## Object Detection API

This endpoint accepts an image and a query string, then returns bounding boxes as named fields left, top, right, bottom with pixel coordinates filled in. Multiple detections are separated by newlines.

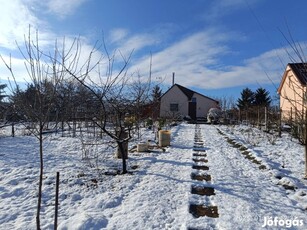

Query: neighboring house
left=278, top=63, right=307, bottom=121
left=159, top=84, right=219, bottom=120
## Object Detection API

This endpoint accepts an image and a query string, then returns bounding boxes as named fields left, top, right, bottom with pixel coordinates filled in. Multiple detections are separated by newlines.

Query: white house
left=278, top=63, right=307, bottom=120
left=159, top=84, right=219, bottom=120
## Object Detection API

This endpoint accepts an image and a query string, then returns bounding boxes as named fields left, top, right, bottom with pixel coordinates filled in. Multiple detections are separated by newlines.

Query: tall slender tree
left=237, top=88, right=255, bottom=110
left=0, top=83, right=7, bottom=102
left=150, top=85, right=162, bottom=120
left=0, top=83, right=7, bottom=122
left=56, top=38, right=153, bottom=174
left=151, top=85, right=162, bottom=103
left=2, top=29, right=65, bottom=229
left=254, top=87, right=271, bottom=107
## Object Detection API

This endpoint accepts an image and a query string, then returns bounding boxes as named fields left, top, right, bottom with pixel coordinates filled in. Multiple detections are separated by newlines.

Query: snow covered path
left=1, top=123, right=306, bottom=229
left=202, top=125, right=306, bottom=230
left=106, top=124, right=194, bottom=229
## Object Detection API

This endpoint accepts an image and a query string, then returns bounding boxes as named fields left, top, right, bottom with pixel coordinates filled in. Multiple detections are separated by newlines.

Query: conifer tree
left=237, top=88, right=255, bottom=110
left=254, top=87, right=271, bottom=107
left=0, top=83, right=7, bottom=102
left=151, top=85, right=162, bottom=103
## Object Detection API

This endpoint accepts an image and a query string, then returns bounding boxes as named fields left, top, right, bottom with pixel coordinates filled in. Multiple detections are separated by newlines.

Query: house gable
left=159, top=84, right=219, bottom=119
left=160, top=84, right=218, bottom=103
left=278, top=63, right=307, bottom=94
left=159, top=84, right=189, bottom=118
left=278, top=63, right=307, bottom=120
left=289, top=63, right=307, bottom=85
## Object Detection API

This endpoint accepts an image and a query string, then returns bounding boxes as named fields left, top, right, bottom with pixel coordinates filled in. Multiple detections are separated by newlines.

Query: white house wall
left=160, top=85, right=219, bottom=119
left=280, top=68, right=305, bottom=120
left=160, top=86, right=188, bottom=118
left=193, top=93, right=218, bottom=117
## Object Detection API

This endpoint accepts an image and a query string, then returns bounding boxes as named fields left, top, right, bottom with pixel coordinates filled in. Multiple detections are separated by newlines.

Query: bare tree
left=57, top=39, right=152, bottom=174
left=129, top=72, right=152, bottom=139
left=1, top=29, right=65, bottom=229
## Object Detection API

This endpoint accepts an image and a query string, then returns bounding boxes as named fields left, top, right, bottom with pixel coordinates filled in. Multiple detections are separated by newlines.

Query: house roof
left=289, top=63, right=307, bottom=85
left=278, top=63, right=307, bottom=94
left=161, top=84, right=219, bottom=103
left=175, top=84, right=195, bottom=100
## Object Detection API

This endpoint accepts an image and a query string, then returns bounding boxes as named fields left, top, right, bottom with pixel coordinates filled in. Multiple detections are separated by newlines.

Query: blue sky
left=1, top=0, right=307, bottom=103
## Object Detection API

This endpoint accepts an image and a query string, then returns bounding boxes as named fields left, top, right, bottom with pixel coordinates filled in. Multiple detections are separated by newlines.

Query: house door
left=188, top=101, right=197, bottom=120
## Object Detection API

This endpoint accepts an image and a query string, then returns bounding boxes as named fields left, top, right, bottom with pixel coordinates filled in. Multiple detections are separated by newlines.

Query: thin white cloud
left=0, top=35, right=106, bottom=85
left=186, top=44, right=302, bottom=90
left=0, top=0, right=103, bottom=85
left=0, top=0, right=42, bottom=49
left=1, top=26, right=301, bottom=93
left=0, top=0, right=300, bottom=93
left=46, top=0, right=88, bottom=19
left=122, top=34, right=158, bottom=54
left=0, top=54, right=33, bottom=84
left=0, top=0, right=61, bottom=52
left=127, top=29, right=301, bottom=90
left=203, top=0, right=263, bottom=22
left=109, top=28, right=129, bottom=43
left=129, top=29, right=232, bottom=83
left=110, top=32, right=160, bottom=58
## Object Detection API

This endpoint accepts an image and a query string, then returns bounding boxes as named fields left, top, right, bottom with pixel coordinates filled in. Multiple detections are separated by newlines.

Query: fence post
left=11, top=123, right=15, bottom=137
left=265, top=107, right=268, bottom=132
left=278, top=109, right=282, bottom=137
left=61, top=121, right=64, bottom=137
left=54, top=172, right=60, bottom=230
left=257, top=107, right=260, bottom=128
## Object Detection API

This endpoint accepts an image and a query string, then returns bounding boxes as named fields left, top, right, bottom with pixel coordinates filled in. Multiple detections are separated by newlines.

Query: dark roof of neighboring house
left=161, top=84, right=219, bottom=103
left=288, top=63, right=307, bottom=85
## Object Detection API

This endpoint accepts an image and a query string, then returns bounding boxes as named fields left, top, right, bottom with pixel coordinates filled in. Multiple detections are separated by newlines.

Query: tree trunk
left=11, top=123, right=15, bottom=137
left=36, top=124, right=44, bottom=230
left=305, top=144, right=307, bottom=179
left=54, top=172, right=60, bottom=230
left=257, top=107, right=260, bottom=128
left=61, top=120, right=64, bottom=137
left=118, top=142, right=127, bottom=174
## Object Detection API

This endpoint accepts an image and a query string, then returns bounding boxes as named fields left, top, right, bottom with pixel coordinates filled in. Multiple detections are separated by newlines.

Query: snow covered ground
left=0, top=123, right=306, bottom=229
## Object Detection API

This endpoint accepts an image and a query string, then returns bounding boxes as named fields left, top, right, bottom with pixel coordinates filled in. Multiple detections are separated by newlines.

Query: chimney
left=172, top=72, right=175, bottom=85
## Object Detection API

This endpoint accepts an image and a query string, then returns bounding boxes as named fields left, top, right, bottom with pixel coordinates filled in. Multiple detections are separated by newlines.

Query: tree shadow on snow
left=212, top=181, right=305, bottom=214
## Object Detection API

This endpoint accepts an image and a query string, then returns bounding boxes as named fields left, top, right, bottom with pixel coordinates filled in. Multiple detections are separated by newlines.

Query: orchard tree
left=1, top=30, right=66, bottom=229
left=57, top=39, right=152, bottom=174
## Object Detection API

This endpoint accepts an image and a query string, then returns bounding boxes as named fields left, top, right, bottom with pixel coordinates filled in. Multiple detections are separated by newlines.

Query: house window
left=191, top=97, right=197, bottom=103
left=170, top=103, right=179, bottom=112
